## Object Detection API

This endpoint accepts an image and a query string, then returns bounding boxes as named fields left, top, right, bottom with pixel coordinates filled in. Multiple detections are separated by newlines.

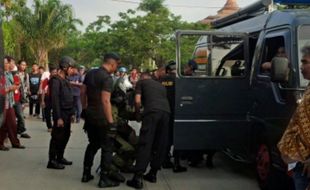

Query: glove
left=107, top=122, right=118, bottom=137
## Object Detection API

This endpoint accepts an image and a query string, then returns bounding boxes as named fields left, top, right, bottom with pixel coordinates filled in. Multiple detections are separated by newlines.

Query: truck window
left=259, top=36, right=286, bottom=76
left=298, top=25, right=310, bottom=87
left=179, top=34, right=246, bottom=78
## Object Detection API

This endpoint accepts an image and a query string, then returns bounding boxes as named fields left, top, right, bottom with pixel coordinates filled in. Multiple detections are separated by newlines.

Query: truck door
left=251, top=29, right=297, bottom=152
left=174, top=30, right=253, bottom=151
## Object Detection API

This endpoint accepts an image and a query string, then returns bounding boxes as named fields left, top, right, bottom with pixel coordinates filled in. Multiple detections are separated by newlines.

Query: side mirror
left=271, top=57, right=289, bottom=83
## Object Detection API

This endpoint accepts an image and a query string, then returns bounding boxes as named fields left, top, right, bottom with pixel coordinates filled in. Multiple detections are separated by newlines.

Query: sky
left=28, top=0, right=259, bottom=31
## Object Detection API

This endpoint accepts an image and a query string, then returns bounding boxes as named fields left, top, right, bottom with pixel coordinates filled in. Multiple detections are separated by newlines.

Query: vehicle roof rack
left=212, top=0, right=273, bottom=29
left=212, top=0, right=310, bottom=29
left=274, top=0, right=310, bottom=5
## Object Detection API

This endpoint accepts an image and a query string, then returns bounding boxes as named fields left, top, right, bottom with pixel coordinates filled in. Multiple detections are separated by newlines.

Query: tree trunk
left=37, top=47, right=49, bottom=70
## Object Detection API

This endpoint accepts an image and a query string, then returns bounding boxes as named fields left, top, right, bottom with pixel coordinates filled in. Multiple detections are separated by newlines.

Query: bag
left=49, top=76, right=74, bottom=111
left=278, top=87, right=310, bottom=162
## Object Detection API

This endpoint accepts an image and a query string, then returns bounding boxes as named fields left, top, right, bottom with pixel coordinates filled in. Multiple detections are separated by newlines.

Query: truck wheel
left=256, top=144, right=271, bottom=190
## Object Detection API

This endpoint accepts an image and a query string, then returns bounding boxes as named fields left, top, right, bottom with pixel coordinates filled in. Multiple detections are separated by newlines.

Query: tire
left=256, top=144, right=271, bottom=190
left=255, top=143, right=295, bottom=190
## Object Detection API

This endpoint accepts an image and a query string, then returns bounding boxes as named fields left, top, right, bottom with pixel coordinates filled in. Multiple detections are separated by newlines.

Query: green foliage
left=2, top=0, right=208, bottom=70
left=2, top=21, right=16, bottom=55
left=0, top=0, right=27, bottom=20
left=138, top=0, right=166, bottom=13
left=62, top=0, right=208, bottom=69
left=14, top=0, right=82, bottom=67
left=1, top=0, right=82, bottom=68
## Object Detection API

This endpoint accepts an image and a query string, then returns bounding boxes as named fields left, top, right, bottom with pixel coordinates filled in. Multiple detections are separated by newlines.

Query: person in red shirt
left=11, top=59, right=30, bottom=139
left=0, top=56, right=25, bottom=151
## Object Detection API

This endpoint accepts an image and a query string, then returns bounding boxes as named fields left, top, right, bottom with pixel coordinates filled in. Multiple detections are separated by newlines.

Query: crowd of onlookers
left=0, top=56, right=143, bottom=151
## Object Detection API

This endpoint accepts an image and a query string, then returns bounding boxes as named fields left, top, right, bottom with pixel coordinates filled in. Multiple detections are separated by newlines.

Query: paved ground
left=0, top=117, right=260, bottom=190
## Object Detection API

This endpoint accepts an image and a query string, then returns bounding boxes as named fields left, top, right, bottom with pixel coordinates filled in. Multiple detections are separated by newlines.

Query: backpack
left=49, top=76, right=74, bottom=110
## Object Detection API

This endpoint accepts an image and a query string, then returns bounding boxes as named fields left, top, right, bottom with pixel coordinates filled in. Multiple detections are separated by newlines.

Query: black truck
left=174, top=0, right=310, bottom=189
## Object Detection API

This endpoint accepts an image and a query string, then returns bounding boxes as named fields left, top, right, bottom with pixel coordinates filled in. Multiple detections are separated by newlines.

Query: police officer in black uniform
left=81, top=53, right=122, bottom=188
left=47, top=56, right=75, bottom=170
left=161, top=61, right=187, bottom=173
left=127, top=72, right=170, bottom=189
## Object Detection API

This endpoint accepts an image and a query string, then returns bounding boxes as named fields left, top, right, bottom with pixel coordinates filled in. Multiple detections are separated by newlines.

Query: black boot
left=98, top=174, right=120, bottom=188
left=58, top=158, right=73, bottom=165
left=47, top=160, right=65, bottom=170
left=127, top=173, right=143, bottom=189
left=108, top=171, right=125, bottom=183
left=143, top=169, right=157, bottom=183
left=81, top=167, right=94, bottom=183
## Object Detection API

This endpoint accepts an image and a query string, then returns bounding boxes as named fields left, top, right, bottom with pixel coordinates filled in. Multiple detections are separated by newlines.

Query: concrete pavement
left=0, top=117, right=260, bottom=190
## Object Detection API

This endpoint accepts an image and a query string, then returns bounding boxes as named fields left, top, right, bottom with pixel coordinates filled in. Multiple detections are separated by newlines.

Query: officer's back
left=160, top=73, right=175, bottom=113
left=84, top=67, right=112, bottom=116
left=135, top=74, right=170, bottom=115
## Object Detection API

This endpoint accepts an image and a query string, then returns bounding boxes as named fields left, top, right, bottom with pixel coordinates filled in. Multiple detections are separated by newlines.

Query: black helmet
left=166, top=60, right=176, bottom=73
left=102, top=52, right=121, bottom=62
left=59, top=56, right=75, bottom=70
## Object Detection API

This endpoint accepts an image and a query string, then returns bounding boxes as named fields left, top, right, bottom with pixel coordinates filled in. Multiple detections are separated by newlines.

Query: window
left=259, top=36, right=286, bottom=76
left=178, top=34, right=246, bottom=78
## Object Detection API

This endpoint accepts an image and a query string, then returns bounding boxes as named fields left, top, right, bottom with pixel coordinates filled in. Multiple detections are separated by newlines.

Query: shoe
left=127, top=174, right=143, bottom=189
left=81, top=173, right=94, bottom=183
left=0, top=145, right=9, bottom=151
left=47, top=160, right=65, bottom=169
left=173, top=165, right=187, bottom=173
left=143, top=172, right=157, bottom=183
left=98, top=175, right=120, bottom=188
left=82, top=167, right=94, bottom=183
left=162, top=160, right=174, bottom=169
left=12, top=145, right=26, bottom=149
left=20, top=133, right=31, bottom=139
left=108, top=171, right=126, bottom=183
left=58, top=158, right=73, bottom=165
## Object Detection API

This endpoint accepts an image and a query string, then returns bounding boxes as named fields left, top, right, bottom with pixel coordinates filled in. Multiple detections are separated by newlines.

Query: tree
left=1, top=0, right=31, bottom=61
left=61, top=0, right=208, bottom=69
left=13, top=0, right=82, bottom=68
left=138, top=0, right=165, bottom=13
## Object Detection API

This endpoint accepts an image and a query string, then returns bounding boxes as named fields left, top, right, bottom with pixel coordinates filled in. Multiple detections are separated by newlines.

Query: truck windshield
left=298, top=25, right=310, bottom=87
